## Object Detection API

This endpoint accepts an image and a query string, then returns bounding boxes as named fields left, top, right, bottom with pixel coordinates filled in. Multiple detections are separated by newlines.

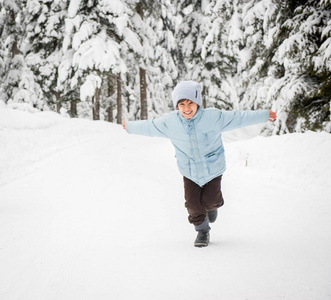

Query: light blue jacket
left=126, top=108, right=269, bottom=186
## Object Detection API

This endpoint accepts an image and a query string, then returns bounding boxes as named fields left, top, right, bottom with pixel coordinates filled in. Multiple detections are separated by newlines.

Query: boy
left=124, top=80, right=277, bottom=247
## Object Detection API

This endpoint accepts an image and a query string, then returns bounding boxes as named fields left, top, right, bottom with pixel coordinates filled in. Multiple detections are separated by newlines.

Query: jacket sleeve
left=218, top=110, right=269, bottom=132
left=125, top=117, right=168, bottom=138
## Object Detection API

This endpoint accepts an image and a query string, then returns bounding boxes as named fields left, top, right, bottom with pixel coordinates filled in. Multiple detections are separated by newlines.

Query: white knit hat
left=172, top=80, right=202, bottom=109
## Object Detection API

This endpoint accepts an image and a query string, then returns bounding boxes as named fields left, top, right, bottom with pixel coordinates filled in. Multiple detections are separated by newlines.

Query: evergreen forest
left=1, top=0, right=330, bottom=134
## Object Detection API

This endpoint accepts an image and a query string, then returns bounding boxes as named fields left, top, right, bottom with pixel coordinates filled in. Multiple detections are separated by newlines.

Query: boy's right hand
left=122, top=121, right=126, bottom=130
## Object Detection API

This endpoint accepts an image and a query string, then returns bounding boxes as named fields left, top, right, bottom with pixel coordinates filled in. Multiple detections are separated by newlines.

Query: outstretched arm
left=219, top=110, right=269, bottom=132
left=218, top=109, right=277, bottom=132
left=122, top=118, right=168, bottom=138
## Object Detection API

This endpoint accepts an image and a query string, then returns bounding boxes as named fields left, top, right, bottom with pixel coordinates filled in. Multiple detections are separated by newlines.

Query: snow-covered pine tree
left=1, top=0, right=329, bottom=133
left=231, top=0, right=331, bottom=134
left=278, top=0, right=331, bottom=133
left=132, top=0, right=151, bottom=120
left=0, top=0, right=22, bottom=104
left=104, top=2, right=140, bottom=121
left=200, top=0, right=239, bottom=109
left=231, top=0, right=282, bottom=112
left=0, top=0, right=43, bottom=110
left=96, top=0, right=133, bottom=124
left=144, top=0, right=178, bottom=117
left=0, top=4, right=5, bottom=101
left=174, top=0, right=237, bottom=109
left=175, top=0, right=206, bottom=100
left=24, top=0, right=68, bottom=113
left=62, top=0, right=125, bottom=120
left=125, top=0, right=179, bottom=119
left=98, top=0, right=157, bottom=122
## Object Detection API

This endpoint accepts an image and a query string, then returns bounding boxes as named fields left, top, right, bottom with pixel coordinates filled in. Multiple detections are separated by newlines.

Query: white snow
left=67, top=0, right=81, bottom=18
left=80, top=74, right=101, bottom=102
left=1, top=104, right=331, bottom=299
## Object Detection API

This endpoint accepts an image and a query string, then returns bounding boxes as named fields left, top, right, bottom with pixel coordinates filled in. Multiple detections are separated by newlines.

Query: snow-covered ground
left=1, top=103, right=331, bottom=300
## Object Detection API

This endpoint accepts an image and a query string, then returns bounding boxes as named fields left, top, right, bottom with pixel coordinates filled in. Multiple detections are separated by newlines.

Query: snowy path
left=1, top=114, right=331, bottom=299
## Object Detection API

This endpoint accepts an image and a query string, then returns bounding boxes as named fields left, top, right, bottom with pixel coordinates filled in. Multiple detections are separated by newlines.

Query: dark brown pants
left=183, top=175, right=224, bottom=226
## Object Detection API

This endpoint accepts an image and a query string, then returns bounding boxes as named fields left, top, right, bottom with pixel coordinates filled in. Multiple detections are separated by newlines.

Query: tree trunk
left=11, top=40, right=19, bottom=59
left=126, top=73, right=131, bottom=113
left=108, top=106, right=113, bottom=122
left=93, top=86, right=101, bottom=120
left=116, top=72, right=122, bottom=124
left=139, top=67, right=148, bottom=120
left=126, top=92, right=130, bottom=114
left=202, top=85, right=207, bottom=108
left=136, top=4, right=148, bottom=120
left=10, top=11, right=19, bottom=58
left=70, top=101, right=77, bottom=118
left=55, top=92, right=61, bottom=113
left=107, top=74, right=116, bottom=122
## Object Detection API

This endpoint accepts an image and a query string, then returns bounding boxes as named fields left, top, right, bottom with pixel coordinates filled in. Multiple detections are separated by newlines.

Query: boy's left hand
left=269, top=110, right=277, bottom=122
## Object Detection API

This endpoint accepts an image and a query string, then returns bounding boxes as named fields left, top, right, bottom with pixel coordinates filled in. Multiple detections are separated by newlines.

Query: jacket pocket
left=205, top=148, right=225, bottom=174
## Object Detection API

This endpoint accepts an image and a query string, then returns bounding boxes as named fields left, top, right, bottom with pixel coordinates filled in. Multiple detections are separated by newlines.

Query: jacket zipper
left=188, top=119, right=204, bottom=184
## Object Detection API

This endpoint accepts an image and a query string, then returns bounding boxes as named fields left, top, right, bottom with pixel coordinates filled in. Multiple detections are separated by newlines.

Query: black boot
left=207, top=209, right=218, bottom=223
left=194, top=227, right=210, bottom=247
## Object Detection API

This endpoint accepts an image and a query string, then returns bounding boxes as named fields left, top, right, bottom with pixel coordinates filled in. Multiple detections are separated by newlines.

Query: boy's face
left=177, top=99, right=198, bottom=119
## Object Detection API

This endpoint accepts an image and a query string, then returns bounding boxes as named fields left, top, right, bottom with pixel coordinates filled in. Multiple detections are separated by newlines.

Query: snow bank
left=224, top=130, right=331, bottom=189
left=0, top=104, right=61, bottom=130
left=1, top=103, right=330, bottom=190
left=0, top=103, right=116, bottom=186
